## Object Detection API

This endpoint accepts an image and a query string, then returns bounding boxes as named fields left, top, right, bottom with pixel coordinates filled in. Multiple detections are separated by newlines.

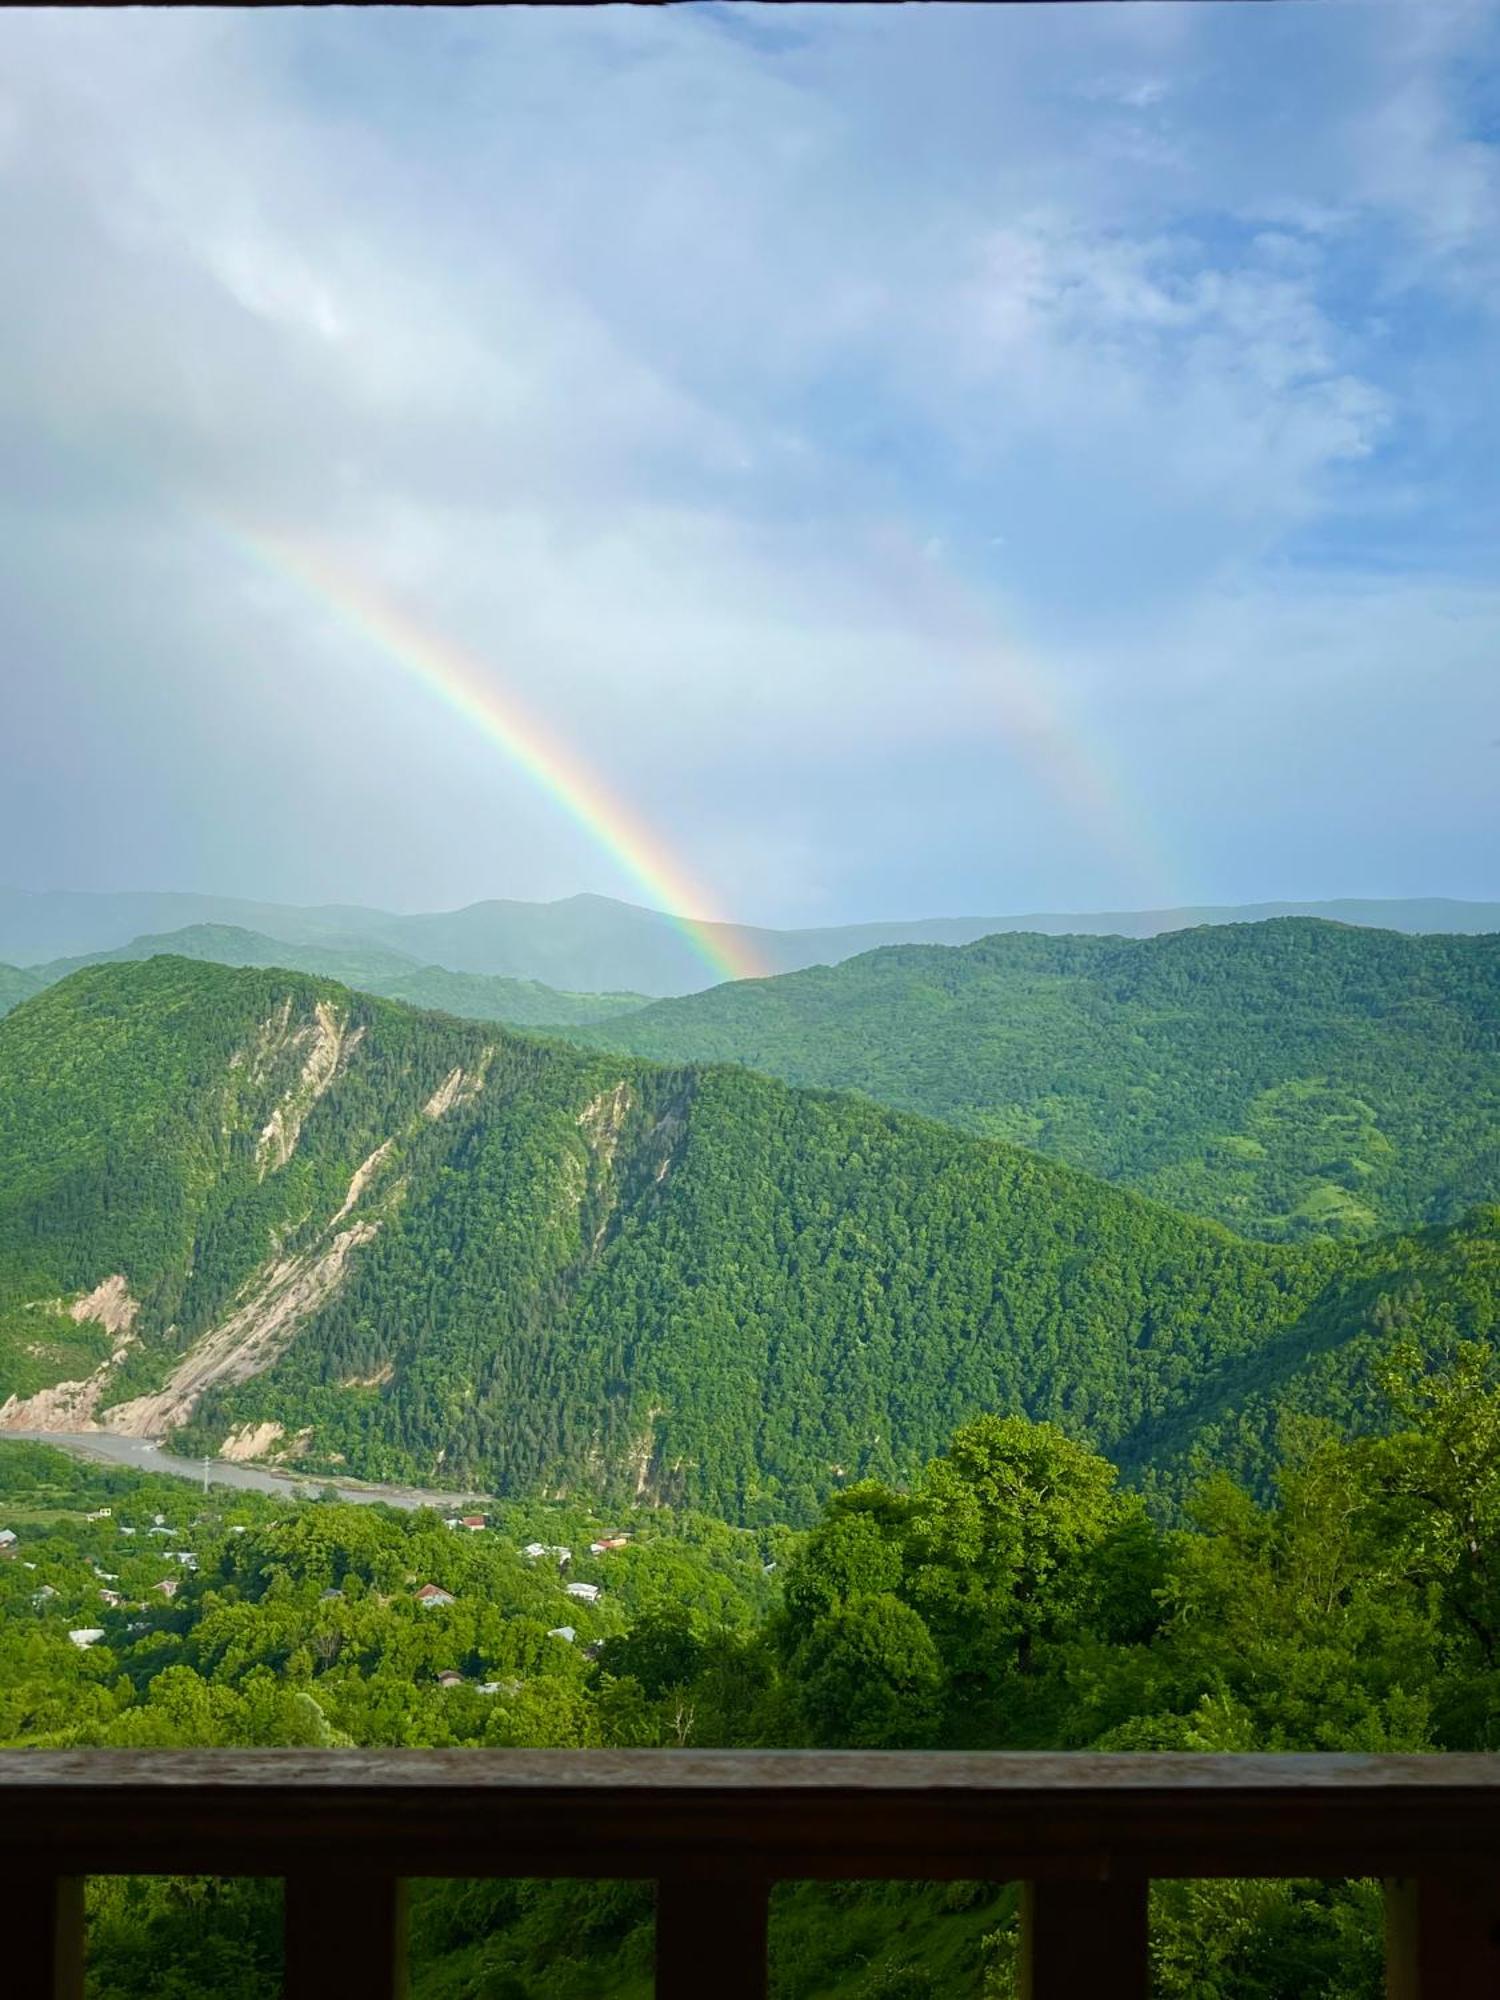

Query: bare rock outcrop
left=332, top=1140, right=394, bottom=1224
left=256, top=1001, right=348, bottom=1175
left=0, top=1277, right=142, bottom=1431
left=102, top=1220, right=378, bottom=1437
left=220, top=1420, right=286, bottom=1462
left=421, top=1049, right=492, bottom=1122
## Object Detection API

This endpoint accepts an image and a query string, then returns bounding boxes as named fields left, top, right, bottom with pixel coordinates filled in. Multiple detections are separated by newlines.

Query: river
left=0, top=1429, right=486, bottom=1513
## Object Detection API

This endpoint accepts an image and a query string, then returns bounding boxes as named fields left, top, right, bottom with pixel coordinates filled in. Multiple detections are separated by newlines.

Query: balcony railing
left=4, top=1750, right=1500, bottom=1996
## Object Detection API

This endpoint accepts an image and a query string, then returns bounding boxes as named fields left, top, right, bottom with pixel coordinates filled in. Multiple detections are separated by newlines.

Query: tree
left=793, top=1594, right=944, bottom=1748
left=781, top=1485, right=908, bottom=1630
left=904, top=1415, right=1142, bottom=1684
left=595, top=1611, right=703, bottom=1698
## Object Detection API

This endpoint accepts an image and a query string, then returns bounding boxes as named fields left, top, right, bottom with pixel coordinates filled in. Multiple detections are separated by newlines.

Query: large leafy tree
left=903, top=1415, right=1151, bottom=1683
left=794, top=1593, right=946, bottom=1749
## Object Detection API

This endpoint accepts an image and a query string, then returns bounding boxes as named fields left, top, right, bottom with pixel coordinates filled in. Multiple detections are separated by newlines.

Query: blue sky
left=1, top=3, right=1497, bottom=925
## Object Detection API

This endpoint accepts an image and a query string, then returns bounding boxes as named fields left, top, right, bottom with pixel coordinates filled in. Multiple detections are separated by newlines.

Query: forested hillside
left=365, top=963, right=647, bottom=1026
left=1, top=959, right=1496, bottom=1519
left=578, top=920, right=1500, bottom=1241
left=0, top=924, right=649, bottom=1029
left=15, top=918, right=1497, bottom=1244
left=0, top=963, right=45, bottom=1015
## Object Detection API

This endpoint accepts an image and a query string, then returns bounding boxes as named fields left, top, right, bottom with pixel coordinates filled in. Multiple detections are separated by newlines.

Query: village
left=3, top=1499, right=640, bottom=1682
left=0, top=1442, right=783, bottom=1735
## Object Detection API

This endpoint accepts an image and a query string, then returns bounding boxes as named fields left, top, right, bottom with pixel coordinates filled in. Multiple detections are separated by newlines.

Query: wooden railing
left=4, top=1750, right=1500, bottom=1996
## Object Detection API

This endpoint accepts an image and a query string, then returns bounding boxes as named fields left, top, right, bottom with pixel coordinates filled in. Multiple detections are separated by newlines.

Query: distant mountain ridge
left=0, top=924, right=647, bottom=1030
left=2, top=886, right=1496, bottom=995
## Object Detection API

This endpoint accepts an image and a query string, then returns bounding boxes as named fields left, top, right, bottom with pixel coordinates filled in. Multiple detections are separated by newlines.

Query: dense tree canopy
left=577, top=919, right=1500, bottom=1241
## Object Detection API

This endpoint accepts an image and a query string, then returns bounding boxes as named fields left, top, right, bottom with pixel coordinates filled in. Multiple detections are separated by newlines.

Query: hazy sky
left=2, top=3, right=1497, bottom=926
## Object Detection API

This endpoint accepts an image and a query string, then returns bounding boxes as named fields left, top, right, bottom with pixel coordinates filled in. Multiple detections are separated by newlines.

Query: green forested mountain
left=16, top=918, right=1500, bottom=1249
left=2, top=957, right=1499, bottom=1998
left=0, top=963, right=46, bottom=1015
left=577, top=919, right=1500, bottom=1241
left=0, top=924, right=649, bottom=1028
left=1, top=958, right=1496, bottom=1519
left=28, top=923, right=424, bottom=992
left=363, top=963, right=648, bottom=1027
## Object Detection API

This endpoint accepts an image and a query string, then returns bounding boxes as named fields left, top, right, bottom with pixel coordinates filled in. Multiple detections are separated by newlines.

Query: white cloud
left=0, top=2, right=1494, bottom=919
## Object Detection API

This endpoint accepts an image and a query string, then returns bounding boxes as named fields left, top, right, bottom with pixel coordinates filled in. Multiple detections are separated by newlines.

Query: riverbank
left=0, top=1429, right=488, bottom=1513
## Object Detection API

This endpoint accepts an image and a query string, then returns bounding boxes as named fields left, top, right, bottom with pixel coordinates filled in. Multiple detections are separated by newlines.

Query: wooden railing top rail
left=4, top=1749, right=1500, bottom=1881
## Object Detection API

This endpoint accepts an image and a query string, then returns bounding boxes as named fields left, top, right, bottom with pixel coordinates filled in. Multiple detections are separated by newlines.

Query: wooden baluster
left=283, top=1875, right=409, bottom=2000
left=656, top=1878, right=769, bottom=2000
left=4, top=1876, right=85, bottom=2000
left=1385, top=1873, right=1500, bottom=1997
left=1018, top=1879, right=1150, bottom=2000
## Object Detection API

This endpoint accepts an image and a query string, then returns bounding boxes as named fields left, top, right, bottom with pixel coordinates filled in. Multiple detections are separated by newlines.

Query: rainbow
left=224, top=525, right=767, bottom=986
left=870, top=526, right=1185, bottom=913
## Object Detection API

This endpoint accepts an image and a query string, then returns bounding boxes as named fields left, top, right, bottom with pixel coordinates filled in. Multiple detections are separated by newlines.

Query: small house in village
left=415, top=1583, right=455, bottom=1608
left=588, top=1536, right=631, bottom=1555
left=30, top=1585, right=58, bottom=1608
left=0, top=1529, right=18, bottom=1550
left=153, top=1578, right=179, bottom=1599
left=547, top=1625, right=576, bottom=1643
left=460, top=1515, right=486, bottom=1532
left=565, top=1581, right=600, bottom=1604
left=436, top=1670, right=465, bottom=1688
left=68, top=1629, right=106, bottom=1649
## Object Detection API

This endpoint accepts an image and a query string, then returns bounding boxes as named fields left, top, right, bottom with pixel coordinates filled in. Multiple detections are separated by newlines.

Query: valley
left=0, top=925, right=1496, bottom=2000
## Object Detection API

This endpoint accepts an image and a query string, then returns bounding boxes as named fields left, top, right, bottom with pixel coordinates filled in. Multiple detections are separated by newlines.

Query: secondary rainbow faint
left=223, top=524, right=767, bottom=988
left=872, top=525, right=1184, bottom=916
